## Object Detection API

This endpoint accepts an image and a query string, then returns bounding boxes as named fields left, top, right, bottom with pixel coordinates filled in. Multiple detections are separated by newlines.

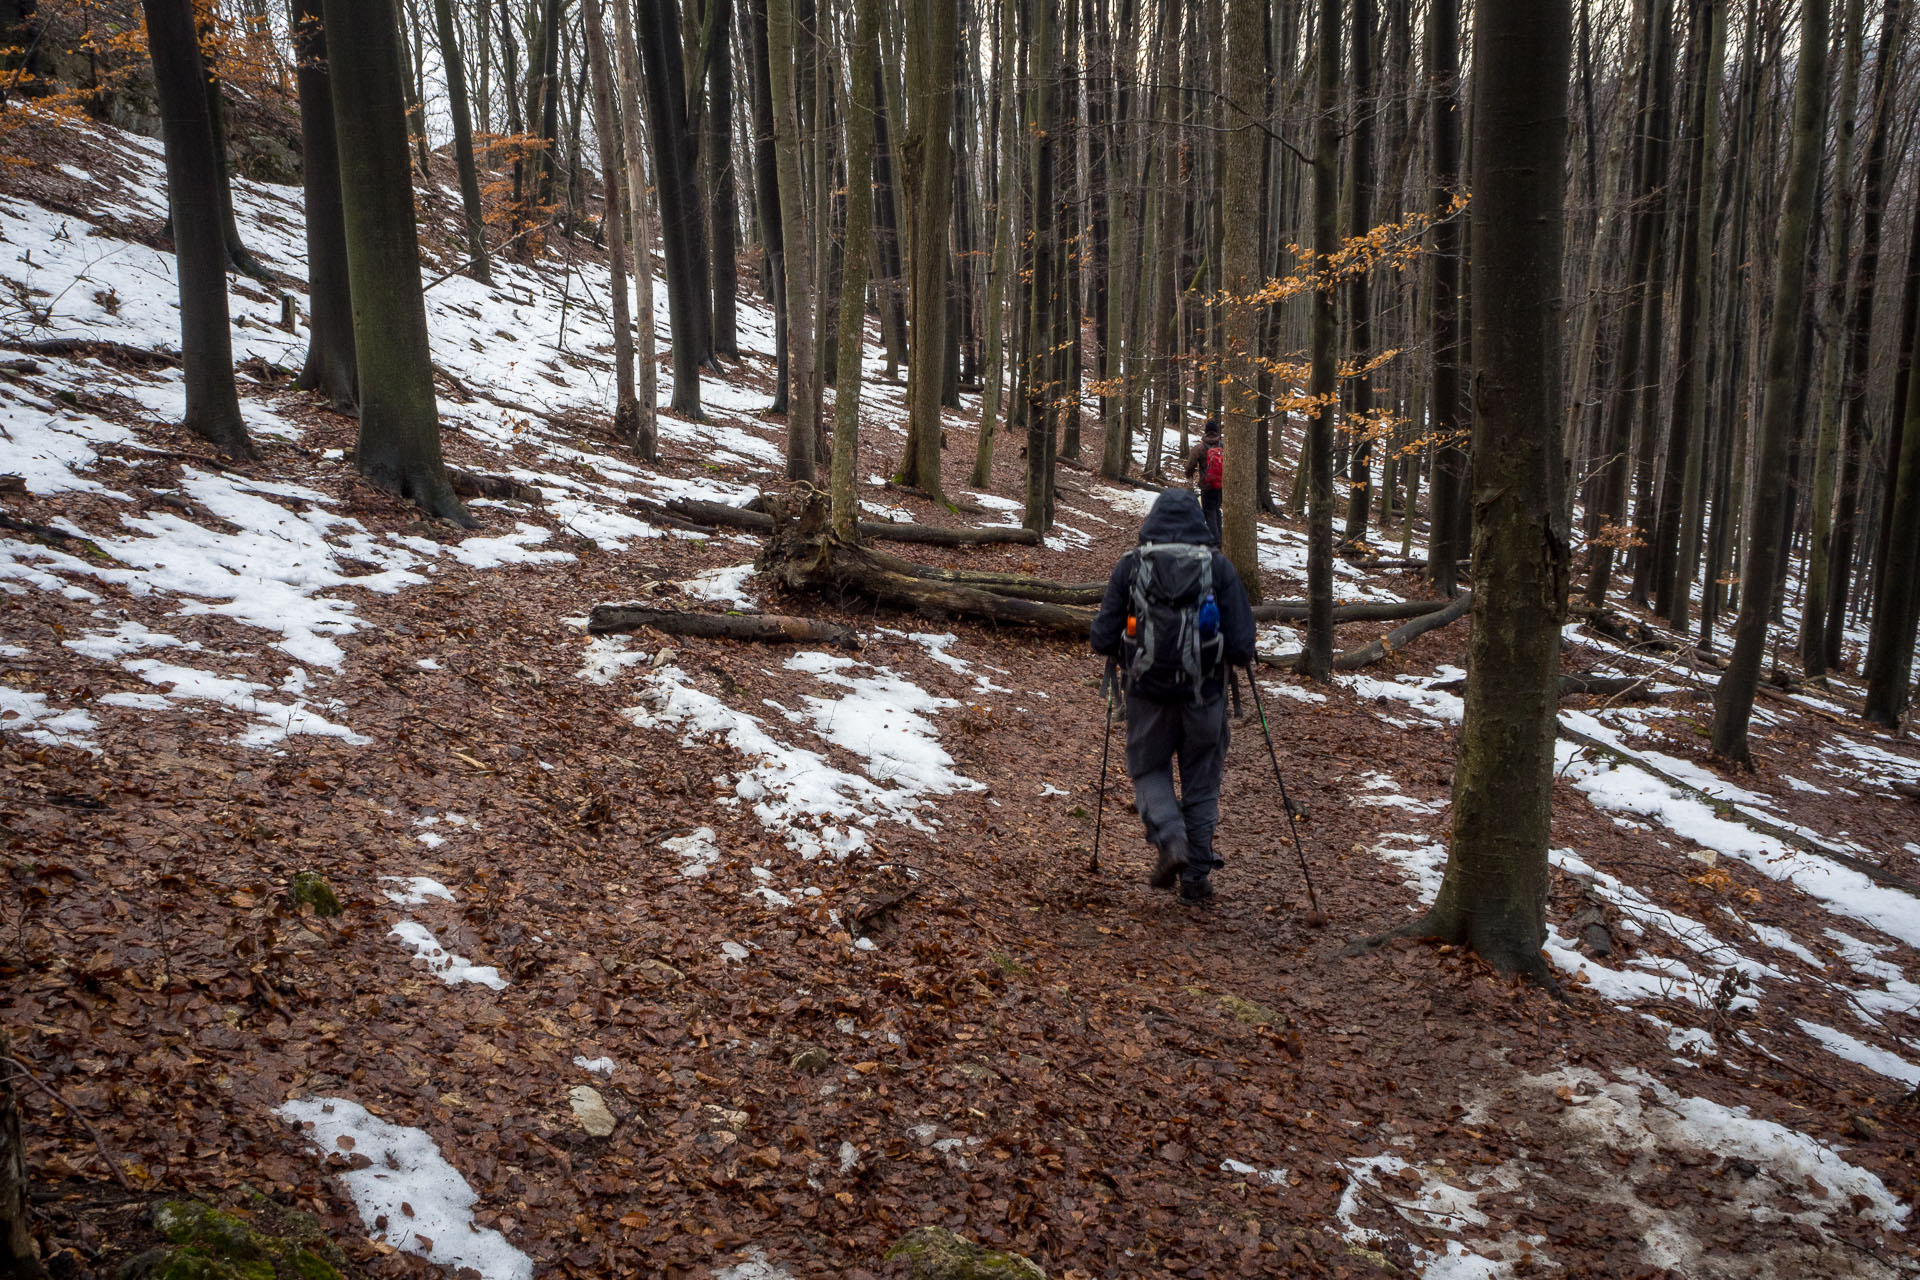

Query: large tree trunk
left=1584, top=0, right=1673, bottom=607
left=766, top=0, right=816, bottom=480
left=1665, top=0, right=1729, bottom=631
left=1799, top=0, right=1863, bottom=675
left=1302, top=0, right=1339, bottom=679
left=706, top=0, right=740, bottom=358
left=581, top=0, right=637, bottom=442
left=1425, top=0, right=1464, bottom=598
left=832, top=0, right=879, bottom=538
left=143, top=0, right=251, bottom=459
left=1823, top=0, right=1904, bottom=669
left=612, top=0, right=662, bottom=459
left=433, top=0, right=492, bottom=285
left=1708, top=0, right=1827, bottom=762
left=291, top=0, right=357, bottom=412
left=1220, top=0, right=1263, bottom=598
left=971, top=0, right=1021, bottom=488
left=896, top=0, right=958, bottom=502
left=743, top=0, right=788, bottom=411
left=1342, top=0, right=1377, bottom=545
left=1417, top=0, right=1570, bottom=981
left=638, top=0, right=710, bottom=415
left=1649, top=0, right=1721, bottom=625
left=1022, top=0, right=1059, bottom=534
left=322, top=0, right=472, bottom=524
left=1861, top=199, right=1920, bottom=725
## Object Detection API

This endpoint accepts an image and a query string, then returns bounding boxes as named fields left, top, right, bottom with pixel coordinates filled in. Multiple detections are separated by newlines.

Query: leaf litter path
left=3, top=116, right=1918, bottom=1280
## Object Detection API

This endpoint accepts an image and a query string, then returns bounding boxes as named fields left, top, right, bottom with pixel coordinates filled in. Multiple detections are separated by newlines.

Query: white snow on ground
left=1818, top=735, right=1920, bottom=793
left=683, top=563, right=759, bottom=608
left=381, top=876, right=456, bottom=906
left=0, top=683, right=98, bottom=748
left=277, top=1097, right=533, bottom=1280
left=1561, top=742, right=1920, bottom=948
left=1335, top=1153, right=1529, bottom=1278
left=775, top=652, right=980, bottom=798
left=624, top=663, right=930, bottom=860
left=1794, top=1021, right=1920, bottom=1086
left=664, top=826, right=722, bottom=878
left=388, top=921, right=507, bottom=990
left=1219, top=1158, right=1289, bottom=1185
left=1535, top=1066, right=1908, bottom=1232
left=713, top=1247, right=797, bottom=1279
left=573, top=1055, right=617, bottom=1076
left=1353, top=771, right=1443, bottom=812
left=576, top=635, right=653, bottom=686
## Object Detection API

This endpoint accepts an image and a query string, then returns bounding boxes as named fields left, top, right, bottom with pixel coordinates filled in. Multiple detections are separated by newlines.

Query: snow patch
left=276, top=1096, right=532, bottom=1280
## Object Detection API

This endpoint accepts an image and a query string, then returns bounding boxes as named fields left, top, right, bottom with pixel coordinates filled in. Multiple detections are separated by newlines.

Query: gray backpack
left=1123, top=542, right=1224, bottom=702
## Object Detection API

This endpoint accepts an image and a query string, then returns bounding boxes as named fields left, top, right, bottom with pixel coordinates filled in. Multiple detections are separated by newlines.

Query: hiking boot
left=1149, top=837, right=1190, bottom=890
left=1180, top=876, right=1215, bottom=904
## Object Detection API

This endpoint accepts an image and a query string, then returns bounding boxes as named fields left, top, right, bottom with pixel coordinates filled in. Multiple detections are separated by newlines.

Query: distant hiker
left=1184, top=418, right=1225, bottom=544
left=1090, top=488, right=1257, bottom=903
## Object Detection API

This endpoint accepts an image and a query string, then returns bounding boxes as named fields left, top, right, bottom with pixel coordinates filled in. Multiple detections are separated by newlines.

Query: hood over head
left=1138, top=487, right=1216, bottom=546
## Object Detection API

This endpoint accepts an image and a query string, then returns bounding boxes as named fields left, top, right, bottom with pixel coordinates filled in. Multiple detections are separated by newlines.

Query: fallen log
left=587, top=603, right=859, bottom=648
left=1345, top=557, right=1429, bottom=571
left=624, top=496, right=722, bottom=535
left=758, top=494, right=1093, bottom=635
left=1894, top=781, right=1920, bottom=803
left=666, top=497, right=1042, bottom=547
left=1256, top=592, right=1473, bottom=673
left=1251, top=597, right=1452, bottom=623
left=861, top=547, right=1106, bottom=605
left=450, top=468, right=545, bottom=503
left=1, top=337, right=180, bottom=368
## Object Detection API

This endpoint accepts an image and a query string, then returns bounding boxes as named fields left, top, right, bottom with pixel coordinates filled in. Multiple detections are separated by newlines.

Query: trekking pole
left=1089, top=662, right=1116, bottom=874
left=1244, top=665, right=1327, bottom=927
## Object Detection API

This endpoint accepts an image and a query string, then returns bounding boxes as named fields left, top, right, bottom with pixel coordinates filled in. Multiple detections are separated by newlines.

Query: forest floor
left=3, top=116, right=1919, bottom=1280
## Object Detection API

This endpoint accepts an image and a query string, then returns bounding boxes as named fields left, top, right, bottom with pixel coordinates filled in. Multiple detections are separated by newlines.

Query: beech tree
left=320, top=0, right=471, bottom=524
left=290, top=0, right=356, bottom=412
left=142, top=0, right=251, bottom=458
left=1709, top=0, right=1828, bottom=763
left=1415, top=0, right=1572, bottom=978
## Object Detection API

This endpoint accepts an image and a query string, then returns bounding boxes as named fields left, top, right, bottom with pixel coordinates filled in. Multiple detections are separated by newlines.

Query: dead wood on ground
left=587, top=603, right=860, bottom=648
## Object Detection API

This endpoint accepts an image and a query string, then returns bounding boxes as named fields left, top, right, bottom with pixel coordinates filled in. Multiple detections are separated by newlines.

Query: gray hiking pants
left=1124, top=692, right=1229, bottom=884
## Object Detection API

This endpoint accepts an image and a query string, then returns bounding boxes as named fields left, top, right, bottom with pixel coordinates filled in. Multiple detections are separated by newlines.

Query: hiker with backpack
left=1090, top=488, right=1257, bottom=902
left=1184, top=418, right=1225, bottom=543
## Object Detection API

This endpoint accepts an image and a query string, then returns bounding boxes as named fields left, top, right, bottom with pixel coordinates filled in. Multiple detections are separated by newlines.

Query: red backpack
left=1204, top=444, right=1224, bottom=490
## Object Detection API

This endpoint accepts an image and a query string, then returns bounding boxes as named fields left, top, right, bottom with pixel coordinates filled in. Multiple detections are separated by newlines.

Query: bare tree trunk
left=322, top=0, right=472, bottom=524
left=1023, top=0, right=1059, bottom=533
left=1221, top=0, right=1263, bottom=596
left=1425, top=0, right=1464, bottom=597
left=434, top=0, right=492, bottom=283
left=1862, top=193, right=1920, bottom=724
left=291, top=0, right=357, bottom=411
left=833, top=0, right=879, bottom=537
left=581, top=0, right=637, bottom=445
left=611, top=0, right=662, bottom=458
left=1303, top=0, right=1339, bottom=677
left=1418, top=0, right=1570, bottom=981
left=971, top=0, right=1020, bottom=487
left=896, top=0, right=957, bottom=502
left=1343, top=0, right=1376, bottom=544
left=1709, top=0, right=1827, bottom=762
left=744, top=0, right=788, bottom=410
left=143, top=0, right=252, bottom=458
left=767, top=0, right=816, bottom=479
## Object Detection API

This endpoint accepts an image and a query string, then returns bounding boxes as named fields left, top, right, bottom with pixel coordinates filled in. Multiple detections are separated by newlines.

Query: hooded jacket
left=1090, top=488, right=1257, bottom=702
